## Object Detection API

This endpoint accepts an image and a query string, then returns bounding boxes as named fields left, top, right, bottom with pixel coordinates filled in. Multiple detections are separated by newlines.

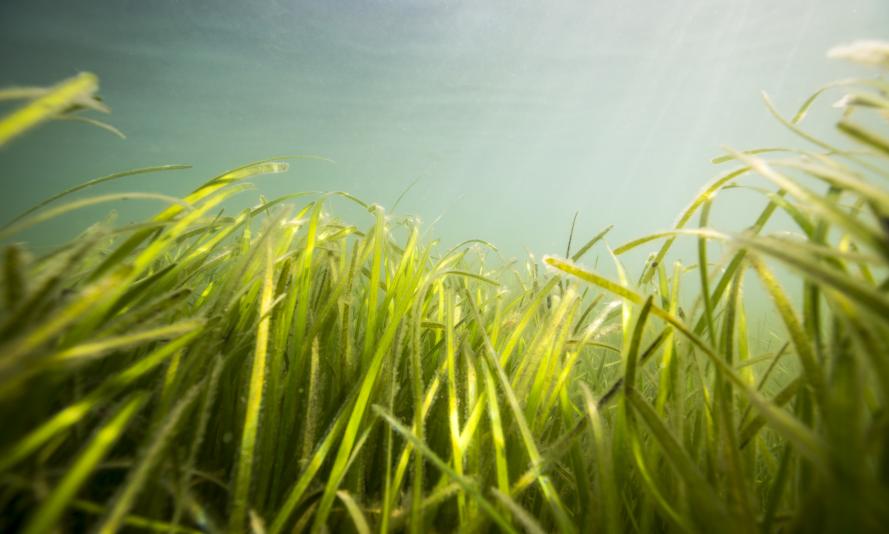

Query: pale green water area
left=7, top=4, right=889, bottom=532
left=1, top=0, right=887, bottom=259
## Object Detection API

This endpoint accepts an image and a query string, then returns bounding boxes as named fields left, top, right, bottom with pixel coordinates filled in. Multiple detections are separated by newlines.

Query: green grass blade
left=21, top=393, right=147, bottom=534
left=228, top=240, right=276, bottom=533
left=373, top=406, right=518, bottom=534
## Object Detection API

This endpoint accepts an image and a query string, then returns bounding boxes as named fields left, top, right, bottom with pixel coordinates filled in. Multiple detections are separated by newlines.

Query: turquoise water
left=1, top=0, right=888, bottom=259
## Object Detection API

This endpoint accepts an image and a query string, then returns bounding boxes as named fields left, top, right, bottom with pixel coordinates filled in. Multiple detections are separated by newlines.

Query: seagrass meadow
left=3, top=42, right=889, bottom=534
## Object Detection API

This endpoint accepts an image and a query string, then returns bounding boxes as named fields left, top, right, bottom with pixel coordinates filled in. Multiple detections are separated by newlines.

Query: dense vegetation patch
left=2, top=42, right=889, bottom=533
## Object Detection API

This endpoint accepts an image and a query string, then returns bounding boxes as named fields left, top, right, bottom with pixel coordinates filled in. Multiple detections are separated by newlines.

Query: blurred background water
left=1, top=0, right=888, bottom=263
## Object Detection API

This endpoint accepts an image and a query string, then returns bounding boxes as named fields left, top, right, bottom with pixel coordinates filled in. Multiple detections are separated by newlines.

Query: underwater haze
left=2, top=0, right=888, bottom=258
left=7, top=3, right=889, bottom=533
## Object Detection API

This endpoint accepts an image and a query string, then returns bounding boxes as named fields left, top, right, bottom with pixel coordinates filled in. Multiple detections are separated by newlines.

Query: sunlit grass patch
left=2, top=43, right=889, bottom=532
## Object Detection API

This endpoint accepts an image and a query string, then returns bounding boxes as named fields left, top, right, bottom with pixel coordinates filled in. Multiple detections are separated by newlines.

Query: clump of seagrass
left=2, top=41, right=889, bottom=534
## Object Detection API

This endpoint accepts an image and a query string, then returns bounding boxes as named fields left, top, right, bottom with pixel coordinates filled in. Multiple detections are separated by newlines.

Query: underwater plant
left=1, top=41, right=889, bottom=533
left=0, top=72, right=125, bottom=147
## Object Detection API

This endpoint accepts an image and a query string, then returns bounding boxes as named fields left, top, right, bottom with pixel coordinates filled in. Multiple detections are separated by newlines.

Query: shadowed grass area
left=2, top=41, right=889, bottom=533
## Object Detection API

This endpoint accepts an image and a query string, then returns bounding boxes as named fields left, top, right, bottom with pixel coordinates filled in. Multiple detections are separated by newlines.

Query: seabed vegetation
left=2, top=42, right=889, bottom=534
